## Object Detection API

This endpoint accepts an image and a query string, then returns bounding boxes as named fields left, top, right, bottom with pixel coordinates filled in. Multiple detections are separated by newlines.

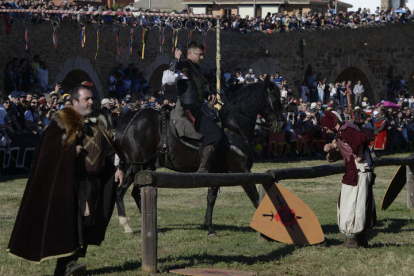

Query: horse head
left=263, top=77, right=286, bottom=133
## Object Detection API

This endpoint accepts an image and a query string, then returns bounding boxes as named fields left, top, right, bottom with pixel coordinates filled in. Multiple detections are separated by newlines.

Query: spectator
left=273, top=72, right=284, bottom=90
left=353, top=80, right=364, bottom=107
left=31, top=55, right=41, bottom=79
left=339, top=81, right=347, bottom=105
left=317, top=80, right=325, bottom=103
left=300, top=81, right=309, bottom=103
left=245, top=68, right=256, bottom=80
left=36, top=61, right=49, bottom=93
left=24, top=98, right=40, bottom=135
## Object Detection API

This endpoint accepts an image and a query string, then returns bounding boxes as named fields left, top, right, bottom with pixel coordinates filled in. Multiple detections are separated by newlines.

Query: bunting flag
left=53, top=25, right=58, bottom=49
left=203, top=30, right=207, bottom=54
left=115, top=27, right=120, bottom=54
left=174, top=29, right=178, bottom=50
left=25, top=26, right=29, bottom=50
left=80, top=27, right=86, bottom=47
left=3, top=14, right=11, bottom=35
left=188, top=29, right=193, bottom=45
left=129, top=28, right=133, bottom=54
left=95, top=29, right=100, bottom=59
left=159, top=27, right=165, bottom=53
left=141, top=28, right=148, bottom=59
left=178, top=28, right=181, bottom=50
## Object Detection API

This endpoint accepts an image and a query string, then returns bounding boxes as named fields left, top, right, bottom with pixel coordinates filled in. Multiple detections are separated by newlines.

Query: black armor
left=169, top=58, right=213, bottom=107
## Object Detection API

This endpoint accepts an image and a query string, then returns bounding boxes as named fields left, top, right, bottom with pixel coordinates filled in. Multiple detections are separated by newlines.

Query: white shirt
left=162, top=69, right=188, bottom=85
left=236, top=76, right=245, bottom=83
left=109, top=75, right=117, bottom=91
left=36, top=67, right=49, bottom=90
left=281, top=89, right=287, bottom=98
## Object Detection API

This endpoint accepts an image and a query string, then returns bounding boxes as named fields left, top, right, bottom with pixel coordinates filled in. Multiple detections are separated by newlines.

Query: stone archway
left=331, top=67, right=374, bottom=104
left=148, top=64, right=169, bottom=90
left=334, top=67, right=373, bottom=101
left=60, top=70, right=99, bottom=99
left=54, top=57, right=104, bottom=99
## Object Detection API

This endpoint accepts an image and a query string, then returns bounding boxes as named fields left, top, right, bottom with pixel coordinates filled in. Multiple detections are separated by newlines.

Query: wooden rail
left=135, top=155, right=414, bottom=273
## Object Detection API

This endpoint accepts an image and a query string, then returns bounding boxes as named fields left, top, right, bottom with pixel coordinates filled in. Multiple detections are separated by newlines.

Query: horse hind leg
left=204, top=187, right=219, bottom=237
left=116, top=169, right=134, bottom=234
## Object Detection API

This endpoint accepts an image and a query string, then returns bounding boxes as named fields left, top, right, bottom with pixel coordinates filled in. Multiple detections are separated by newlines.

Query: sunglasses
left=31, top=102, right=38, bottom=104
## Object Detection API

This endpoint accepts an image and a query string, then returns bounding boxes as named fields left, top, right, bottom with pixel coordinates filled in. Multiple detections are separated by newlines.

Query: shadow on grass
left=321, top=223, right=339, bottom=234
left=367, top=218, right=414, bottom=240
left=158, top=223, right=256, bottom=234
left=82, top=260, right=141, bottom=275
left=159, top=244, right=298, bottom=270
left=321, top=219, right=414, bottom=247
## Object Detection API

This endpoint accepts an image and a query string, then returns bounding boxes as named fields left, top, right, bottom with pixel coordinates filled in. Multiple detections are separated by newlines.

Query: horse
left=114, top=78, right=285, bottom=236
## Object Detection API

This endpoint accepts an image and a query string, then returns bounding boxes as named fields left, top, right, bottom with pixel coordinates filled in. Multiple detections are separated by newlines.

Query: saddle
left=169, top=99, right=203, bottom=150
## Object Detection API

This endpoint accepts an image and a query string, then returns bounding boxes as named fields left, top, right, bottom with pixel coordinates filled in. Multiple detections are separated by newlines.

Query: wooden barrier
left=135, top=154, right=414, bottom=273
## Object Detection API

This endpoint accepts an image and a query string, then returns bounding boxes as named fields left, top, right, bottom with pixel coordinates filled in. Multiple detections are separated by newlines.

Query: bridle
left=232, top=86, right=285, bottom=133
left=265, top=86, right=286, bottom=133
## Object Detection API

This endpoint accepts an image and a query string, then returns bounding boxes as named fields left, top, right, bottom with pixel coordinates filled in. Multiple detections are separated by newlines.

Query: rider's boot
left=197, top=145, right=216, bottom=173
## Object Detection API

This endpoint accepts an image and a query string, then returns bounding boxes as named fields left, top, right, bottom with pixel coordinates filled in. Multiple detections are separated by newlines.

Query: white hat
left=249, top=68, right=254, bottom=73
left=373, top=110, right=379, bottom=116
left=310, top=102, right=317, bottom=109
left=101, top=98, right=113, bottom=105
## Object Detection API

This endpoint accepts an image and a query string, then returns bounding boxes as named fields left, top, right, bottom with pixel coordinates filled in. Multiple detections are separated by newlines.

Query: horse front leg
left=116, top=171, right=134, bottom=234
left=242, top=184, right=260, bottom=209
left=204, top=187, right=219, bottom=237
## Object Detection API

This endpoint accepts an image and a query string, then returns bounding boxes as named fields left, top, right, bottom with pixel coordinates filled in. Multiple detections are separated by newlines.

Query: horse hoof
left=208, top=232, right=219, bottom=238
left=124, top=229, right=134, bottom=234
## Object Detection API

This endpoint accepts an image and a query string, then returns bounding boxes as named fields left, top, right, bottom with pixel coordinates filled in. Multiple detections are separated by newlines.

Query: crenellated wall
left=1, top=20, right=414, bottom=102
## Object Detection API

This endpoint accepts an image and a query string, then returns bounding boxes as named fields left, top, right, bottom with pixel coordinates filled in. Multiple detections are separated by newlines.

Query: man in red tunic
left=370, top=109, right=388, bottom=154
left=321, top=111, right=376, bottom=248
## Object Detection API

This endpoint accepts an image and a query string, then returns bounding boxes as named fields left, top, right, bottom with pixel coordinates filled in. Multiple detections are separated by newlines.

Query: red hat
left=320, top=111, right=338, bottom=132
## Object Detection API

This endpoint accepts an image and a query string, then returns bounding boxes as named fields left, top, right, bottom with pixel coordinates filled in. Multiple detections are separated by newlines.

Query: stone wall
left=1, top=20, right=414, bottom=102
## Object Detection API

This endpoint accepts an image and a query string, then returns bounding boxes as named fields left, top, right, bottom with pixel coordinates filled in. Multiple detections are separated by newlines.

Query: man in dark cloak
left=7, top=85, right=125, bottom=276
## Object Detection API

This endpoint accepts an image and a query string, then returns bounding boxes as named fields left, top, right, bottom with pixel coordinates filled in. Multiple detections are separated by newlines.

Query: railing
left=134, top=154, right=414, bottom=273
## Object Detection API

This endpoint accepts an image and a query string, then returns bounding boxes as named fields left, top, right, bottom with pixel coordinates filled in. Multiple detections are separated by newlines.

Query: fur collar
left=87, top=109, right=112, bottom=131
left=53, top=107, right=83, bottom=151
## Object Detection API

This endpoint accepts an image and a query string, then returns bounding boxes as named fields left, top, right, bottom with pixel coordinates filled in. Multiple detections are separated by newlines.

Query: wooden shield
left=169, top=268, right=256, bottom=276
left=381, top=165, right=407, bottom=211
left=250, top=182, right=324, bottom=245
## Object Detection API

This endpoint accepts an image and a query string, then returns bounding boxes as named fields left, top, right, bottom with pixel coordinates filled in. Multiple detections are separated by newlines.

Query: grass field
left=1, top=155, right=414, bottom=276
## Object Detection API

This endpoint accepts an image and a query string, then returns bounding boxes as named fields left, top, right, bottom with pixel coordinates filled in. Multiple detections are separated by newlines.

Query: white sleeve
left=162, top=70, right=188, bottom=85
left=114, top=154, right=120, bottom=167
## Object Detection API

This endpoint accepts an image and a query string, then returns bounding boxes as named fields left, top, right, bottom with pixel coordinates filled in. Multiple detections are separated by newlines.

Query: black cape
left=7, top=108, right=116, bottom=263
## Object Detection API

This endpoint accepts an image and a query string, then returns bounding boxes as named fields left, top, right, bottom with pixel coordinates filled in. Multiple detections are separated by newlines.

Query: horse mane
left=220, top=82, right=272, bottom=134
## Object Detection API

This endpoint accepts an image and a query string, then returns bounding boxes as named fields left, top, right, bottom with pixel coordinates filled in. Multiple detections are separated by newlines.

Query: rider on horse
left=162, top=41, right=222, bottom=173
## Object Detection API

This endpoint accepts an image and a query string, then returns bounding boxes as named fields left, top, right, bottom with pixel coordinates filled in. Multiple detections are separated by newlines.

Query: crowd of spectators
left=2, top=53, right=414, bottom=167
left=2, top=3, right=414, bottom=170
left=224, top=68, right=414, bottom=159
left=1, top=1, right=413, bottom=33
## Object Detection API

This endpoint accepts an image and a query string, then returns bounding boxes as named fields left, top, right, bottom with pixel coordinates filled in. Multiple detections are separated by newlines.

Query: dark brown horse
left=114, top=78, right=285, bottom=236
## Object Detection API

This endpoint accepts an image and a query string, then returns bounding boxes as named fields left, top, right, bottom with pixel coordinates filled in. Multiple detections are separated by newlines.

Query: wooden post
left=258, top=184, right=267, bottom=242
left=258, top=177, right=274, bottom=242
left=138, top=171, right=158, bottom=274
left=141, top=185, right=157, bottom=273
left=407, top=165, right=414, bottom=210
